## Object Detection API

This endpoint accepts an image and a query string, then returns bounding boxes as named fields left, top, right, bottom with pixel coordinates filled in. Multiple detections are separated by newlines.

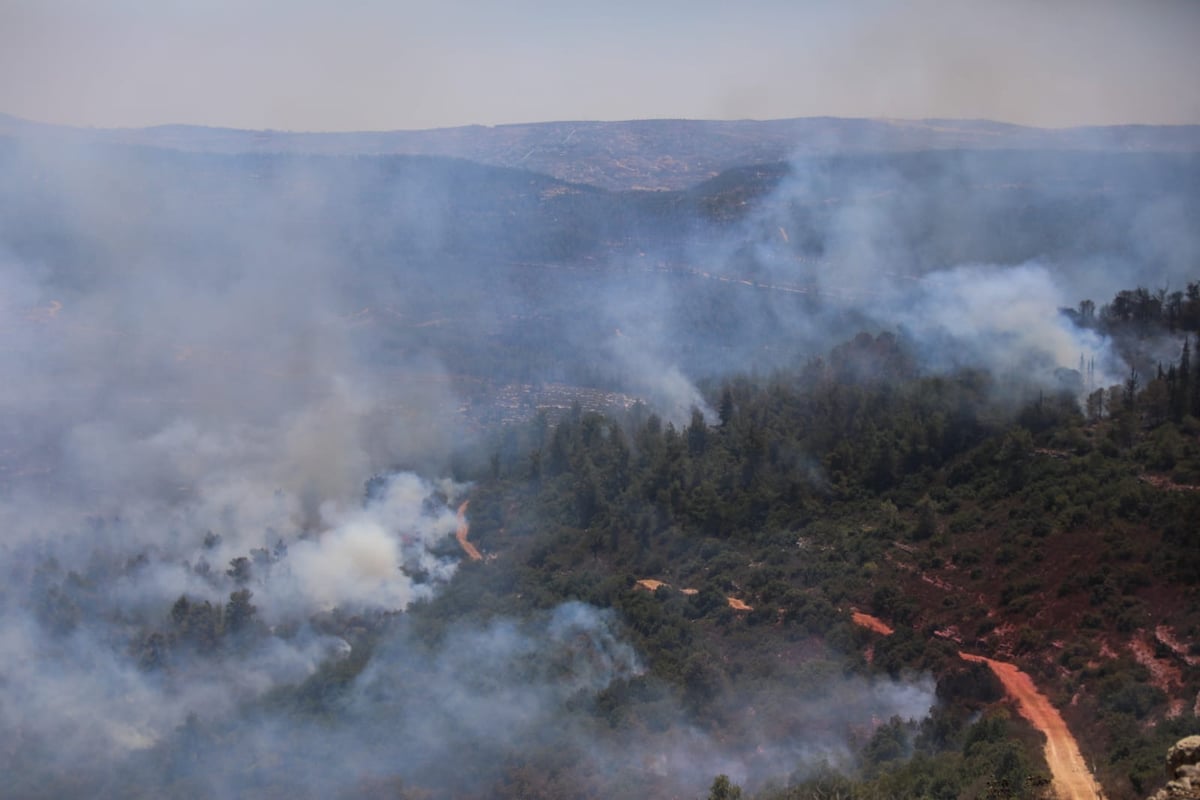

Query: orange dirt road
left=959, top=652, right=1101, bottom=800
left=851, top=611, right=894, bottom=636
left=455, top=501, right=481, bottom=561
left=635, top=579, right=668, bottom=592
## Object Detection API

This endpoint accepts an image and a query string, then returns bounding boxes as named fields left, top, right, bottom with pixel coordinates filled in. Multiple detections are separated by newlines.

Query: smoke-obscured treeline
left=2, top=124, right=1199, bottom=799
left=13, top=318, right=1199, bottom=799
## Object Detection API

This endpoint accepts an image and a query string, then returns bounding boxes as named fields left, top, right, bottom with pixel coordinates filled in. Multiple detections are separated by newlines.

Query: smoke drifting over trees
left=1, top=118, right=1198, bottom=797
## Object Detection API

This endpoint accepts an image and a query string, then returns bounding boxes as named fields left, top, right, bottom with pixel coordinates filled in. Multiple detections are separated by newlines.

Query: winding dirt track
left=850, top=613, right=1101, bottom=799
left=959, top=652, right=1102, bottom=800
left=455, top=501, right=481, bottom=561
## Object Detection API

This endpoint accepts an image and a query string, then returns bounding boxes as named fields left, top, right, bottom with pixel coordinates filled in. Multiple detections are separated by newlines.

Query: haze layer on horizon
left=2, top=0, right=1199, bottom=133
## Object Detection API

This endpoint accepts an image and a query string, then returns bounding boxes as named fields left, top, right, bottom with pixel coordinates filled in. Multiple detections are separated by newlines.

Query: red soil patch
left=851, top=611, right=894, bottom=636
left=1139, top=473, right=1200, bottom=492
left=635, top=579, right=669, bottom=592
left=1129, top=634, right=1186, bottom=717
left=634, top=581, right=700, bottom=598
left=1155, top=625, right=1200, bottom=666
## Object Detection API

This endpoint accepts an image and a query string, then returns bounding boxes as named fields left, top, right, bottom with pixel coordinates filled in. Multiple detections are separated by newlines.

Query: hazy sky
left=2, top=0, right=1198, bottom=132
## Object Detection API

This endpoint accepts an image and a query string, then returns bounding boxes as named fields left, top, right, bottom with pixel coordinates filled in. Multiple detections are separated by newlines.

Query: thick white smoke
left=0, top=137, right=478, bottom=791
left=895, top=261, right=1122, bottom=389
left=272, top=472, right=462, bottom=615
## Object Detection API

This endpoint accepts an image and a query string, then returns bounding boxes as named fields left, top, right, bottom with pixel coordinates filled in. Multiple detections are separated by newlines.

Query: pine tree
left=718, top=387, right=735, bottom=427
left=225, top=589, right=256, bottom=635
left=708, top=775, right=743, bottom=800
left=1185, top=336, right=1200, bottom=419
left=1124, top=366, right=1140, bottom=410
left=1168, top=364, right=1185, bottom=423
left=1170, top=337, right=1191, bottom=422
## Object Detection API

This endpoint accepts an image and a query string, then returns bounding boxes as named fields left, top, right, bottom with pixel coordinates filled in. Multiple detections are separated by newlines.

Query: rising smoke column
left=0, top=135, right=478, bottom=796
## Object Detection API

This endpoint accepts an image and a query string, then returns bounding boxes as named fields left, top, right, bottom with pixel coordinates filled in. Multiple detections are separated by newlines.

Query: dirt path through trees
left=850, top=613, right=1101, bottom=798
left=455, top=501, right=481, bottom=561
left=958, top=652, right=1102, bottom=800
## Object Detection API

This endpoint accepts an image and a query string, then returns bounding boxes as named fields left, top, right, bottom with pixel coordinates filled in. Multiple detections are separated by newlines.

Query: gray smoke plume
left=2, top=597, right=931, bottom=799
left=893, top=261, right=1124, bottom=389
left=0, top=134, right=484, bottom=796
left=632, top=146, right=1200, bottom=395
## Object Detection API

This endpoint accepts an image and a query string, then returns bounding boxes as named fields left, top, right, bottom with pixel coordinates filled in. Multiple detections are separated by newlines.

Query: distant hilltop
left=3, top=113, right=1199, bottom=191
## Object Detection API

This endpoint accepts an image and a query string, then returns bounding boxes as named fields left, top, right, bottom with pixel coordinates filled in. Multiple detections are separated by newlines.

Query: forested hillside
left=4, top=121, right=1199, bottom=798
left=438, top=295, right=1200, bottom=799
left=19, top=286, right=1192, bottom=799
